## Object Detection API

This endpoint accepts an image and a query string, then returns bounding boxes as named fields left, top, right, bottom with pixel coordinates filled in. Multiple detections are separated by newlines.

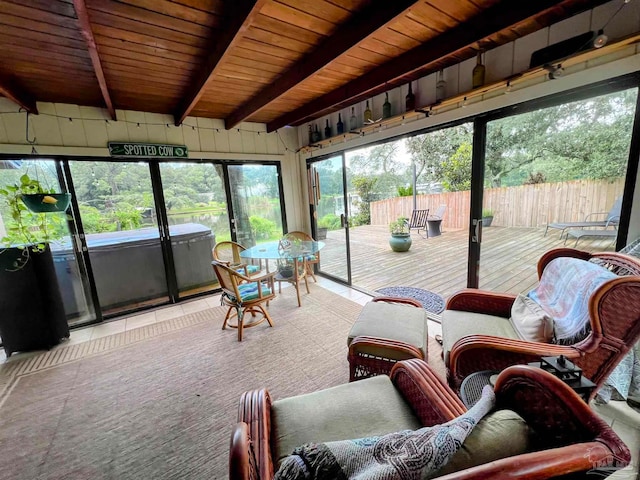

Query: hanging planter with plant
left=0, top=173, right=69, bottom=271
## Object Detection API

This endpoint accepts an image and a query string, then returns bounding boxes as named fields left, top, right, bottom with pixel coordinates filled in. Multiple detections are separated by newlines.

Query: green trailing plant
left=389, top=216, right=409, bottom=235
left=0, top=174, right=65, bottom=270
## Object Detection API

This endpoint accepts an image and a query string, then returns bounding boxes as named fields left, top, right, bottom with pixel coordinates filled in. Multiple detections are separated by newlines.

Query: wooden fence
left=370, top=178, right=625, bottom=230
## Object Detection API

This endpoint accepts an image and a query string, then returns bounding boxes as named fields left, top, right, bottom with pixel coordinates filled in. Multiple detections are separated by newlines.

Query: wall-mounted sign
left=108, top=142, right=188, bottom=158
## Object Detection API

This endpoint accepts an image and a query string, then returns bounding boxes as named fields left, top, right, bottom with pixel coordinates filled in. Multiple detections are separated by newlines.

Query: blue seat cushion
left=235, top=264, right=261, bottom=275
left=237, top=281, right=271, bottom=301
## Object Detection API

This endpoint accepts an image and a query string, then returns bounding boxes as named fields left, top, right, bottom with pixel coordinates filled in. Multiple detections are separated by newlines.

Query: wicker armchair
left=443, top=248, right=640, bottom=397
left=211, top=260, right=275, bottom=341
left=212, top=240, right=262, bottom=277
left=283, top=231, right=319, bottom=282
left=229, top=359, right=630, bottom=479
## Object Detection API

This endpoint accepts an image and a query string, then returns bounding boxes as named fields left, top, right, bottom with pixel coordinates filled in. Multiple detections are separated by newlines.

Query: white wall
left=0, top=100, right=307, bottom=231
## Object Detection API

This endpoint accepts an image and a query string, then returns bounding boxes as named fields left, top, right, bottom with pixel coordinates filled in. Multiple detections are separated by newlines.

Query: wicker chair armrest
left=229, top=422, right=255, bottom=480
left=349, top=335, right=424, bottom=360
left=492, top=365, right=630, bottom=466
left=390, top=359, right=466, bottom=426
left=445, top=289, right=515, bottom=317
left=236, top=388, right=274, bottom=480
left=372, top=296, right=423, bottom=309
left=448, top=335, right=579, bottom=390
left=434, top=442, right=622, bottom=480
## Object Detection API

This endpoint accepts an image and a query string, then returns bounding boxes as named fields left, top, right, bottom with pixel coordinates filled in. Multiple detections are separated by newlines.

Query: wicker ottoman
left=347, top=297, right=428, bottom=381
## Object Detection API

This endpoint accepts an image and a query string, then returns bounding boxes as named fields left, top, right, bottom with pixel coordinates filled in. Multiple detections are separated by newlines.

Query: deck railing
left=370, top=178, right=624, bottom=229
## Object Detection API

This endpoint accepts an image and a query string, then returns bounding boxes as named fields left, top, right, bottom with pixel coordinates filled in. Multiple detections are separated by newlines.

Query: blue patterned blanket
left=274, top=386, right=495, bottom=480
left=528, top=257, right=617, bottom=344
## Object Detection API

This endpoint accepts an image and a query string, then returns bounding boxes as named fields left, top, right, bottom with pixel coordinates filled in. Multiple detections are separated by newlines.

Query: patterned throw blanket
left=528, top=257, right=617, bottom=344
left=274, top=386, right=495, bottom=480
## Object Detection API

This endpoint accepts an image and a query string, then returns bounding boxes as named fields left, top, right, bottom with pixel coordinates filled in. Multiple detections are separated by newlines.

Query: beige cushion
left=347, top=301, right=428, bottom=357
left=509, top=294, right=554, bottom=342
left=271, top=375, right=421, bottom=466
left=429, top=409, right=532, bottom=478
left=441, top=310, right=519, bottom=366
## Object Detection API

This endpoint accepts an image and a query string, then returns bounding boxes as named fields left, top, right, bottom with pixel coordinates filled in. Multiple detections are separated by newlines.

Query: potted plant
left=482, top=208, right=494, bottom=227
left=389, top=216, right=412, bottom=252
left=0, top=173, right=70, bottom=356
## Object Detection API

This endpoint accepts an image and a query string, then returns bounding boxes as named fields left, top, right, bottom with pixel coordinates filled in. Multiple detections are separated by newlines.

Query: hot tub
left=53, top=223, right=215, bottom=316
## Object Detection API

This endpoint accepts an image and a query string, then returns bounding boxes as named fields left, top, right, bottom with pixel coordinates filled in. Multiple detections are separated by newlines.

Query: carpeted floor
left=0, top=285, right=444, bottom=480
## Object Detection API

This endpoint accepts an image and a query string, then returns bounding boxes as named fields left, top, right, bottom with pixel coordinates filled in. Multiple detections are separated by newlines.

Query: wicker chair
left=443, top=248, right=640, bottom=397
left=229, top=359, right=630, bottom=479
left=211, top=260, right=275, bottom=341
left=212, top=240, right=262, bottom=277
left=283, top=231, right=319, bottom=282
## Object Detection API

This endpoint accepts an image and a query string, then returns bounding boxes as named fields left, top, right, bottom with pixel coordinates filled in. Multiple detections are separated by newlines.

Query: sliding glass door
left=476, top=86, right=638, bottom=293
left=68, top=161, right=169, bottom=317
left=308, top=155, right=350, bottom=283
left=158, top=162, right=226, bottom=297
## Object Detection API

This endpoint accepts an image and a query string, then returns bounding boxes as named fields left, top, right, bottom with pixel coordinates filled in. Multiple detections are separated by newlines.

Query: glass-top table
left=240, top=240, right=324, bottom=307
left=239, top=240, right=324, bottom=260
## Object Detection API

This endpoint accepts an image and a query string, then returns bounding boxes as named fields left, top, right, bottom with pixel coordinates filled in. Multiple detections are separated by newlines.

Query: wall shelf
left=298, top=32, right=640, bottom=155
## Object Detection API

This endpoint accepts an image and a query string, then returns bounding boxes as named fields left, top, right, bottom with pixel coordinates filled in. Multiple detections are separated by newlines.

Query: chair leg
left=237, top=307, right=244, bottom=342
left=306, top=263, right=317, bottom=282
left=222, top=307, right=234, bottom=330
left=303, top=275, right=310, bottom=294
left=294, top=281, right=302, bottom=307
left=260, top=305, right=274, bottom=327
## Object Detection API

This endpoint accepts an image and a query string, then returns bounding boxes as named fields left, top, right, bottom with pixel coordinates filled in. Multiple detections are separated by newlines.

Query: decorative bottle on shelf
left=311, top=124, right=321, bottom=143
left=324, top=119, right=331, bottom=139
left=337, top=113, right=344, bottom=134
left=349, top=107, right=358, bottom=131
left=405, top=82, right=415, bottom=112
left=436, top=70, right=446, bottom=102
left=472, top=51, right=485, bottom=89
left=363, top=100, right=372, bottom=124
left=382, top=92, right=391, bottom=119
left=308, top=124, right=313, bottom=144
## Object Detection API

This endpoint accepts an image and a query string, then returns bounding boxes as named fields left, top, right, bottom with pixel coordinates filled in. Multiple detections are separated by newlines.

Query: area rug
left=0, top=285, right=444, bottom=480
left=376, top=286, right=446, bottom=315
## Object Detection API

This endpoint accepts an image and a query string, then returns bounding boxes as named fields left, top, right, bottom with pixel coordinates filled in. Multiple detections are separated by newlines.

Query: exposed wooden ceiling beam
left=267, top=0, right=577, bottom=132
left=224, top=0, right=421, bottom=130
left=174, top=0, right=267, bottom=127
left=73, top=0, right=116, bottom=120
left=0, top=74, right=37, bottom=114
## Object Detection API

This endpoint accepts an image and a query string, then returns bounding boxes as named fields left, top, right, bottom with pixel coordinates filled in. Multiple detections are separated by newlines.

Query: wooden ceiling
left=0, top=0, right=612, bottom=132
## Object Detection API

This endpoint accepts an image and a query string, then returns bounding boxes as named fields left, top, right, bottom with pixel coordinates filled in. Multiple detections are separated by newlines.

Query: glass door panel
left=479, top=88, right=637, bottom=294
left=0, top=159, right=96, bottom=327
left=227, top=164, right=284, bottom=249
left=310, top=155, right=350, bottom=282
left=68, top=161, right=169, bottom=316
left=159, top=162, right=227, bottom=297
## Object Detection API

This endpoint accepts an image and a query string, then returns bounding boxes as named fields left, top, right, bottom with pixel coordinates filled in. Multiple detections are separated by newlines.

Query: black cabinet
left=0, top=245, right=69, bottom=357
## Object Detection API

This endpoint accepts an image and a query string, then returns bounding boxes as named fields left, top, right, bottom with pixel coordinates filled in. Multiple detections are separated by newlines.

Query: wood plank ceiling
left=0, top=0, right=613, bottom=132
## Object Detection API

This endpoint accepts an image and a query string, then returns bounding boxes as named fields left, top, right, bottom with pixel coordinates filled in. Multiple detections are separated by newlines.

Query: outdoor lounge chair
left=544, top=196, right=622, bottom=238
left=407, top=208, right=429, bottom=236
left=229, top=359, right=630, bottom=479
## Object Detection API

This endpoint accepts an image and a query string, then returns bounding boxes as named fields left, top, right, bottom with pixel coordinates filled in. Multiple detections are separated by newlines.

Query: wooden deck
left=318, top=225, right=618, bottom=300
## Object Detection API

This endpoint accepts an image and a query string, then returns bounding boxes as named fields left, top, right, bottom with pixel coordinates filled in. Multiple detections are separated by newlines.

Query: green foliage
left=389, top=216, right=409, bottom=234
left=351, top=175, right=378, bottom=226
left=397, top=185, right=412, bottom=196
left=482, top=208, right=494, bottom=217
left=0, top=174, right=66, bottom=270
left=318, top=213, right=341, bottom=229
left=441, top=143, right=472, bottom=192
left=249, top=216, right=276, bottom=239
